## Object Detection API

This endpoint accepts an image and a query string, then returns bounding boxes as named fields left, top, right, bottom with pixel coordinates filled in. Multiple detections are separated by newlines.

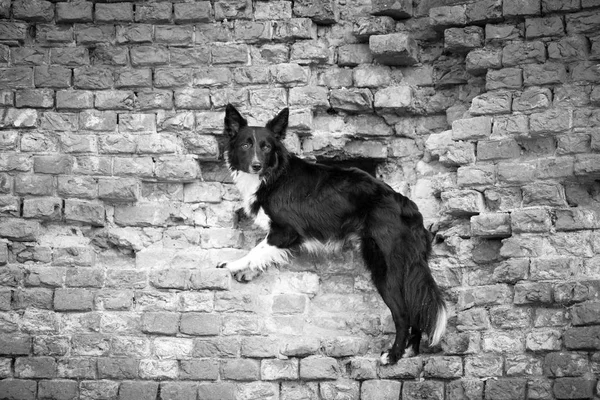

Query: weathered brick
left=371, top=0, right=412, bottom=18
left=369, top=33, right=419, bottom=65
left=51, top=47, right=89, bottom=66
left=180, top=359, right=219, bottom=380
left=98, top=177, right=139, bottom=201
left=300, top=356, right=340, bottom=380
left=445, top=26, right=484, bottom=53
left=469, top=91, right=512, bottom=115
left=566, top=10, right=600, bottom=34
left=22, top=197, right=61, bottom=220
left=54, top=288, right=94, bottom=311
left=37, top=380, right=79, bottom=400
left=464, top=354, right=503, bottom=377
left=117, top=24, right=153, bottom=44
left=0, top=379, right=37, bottom=400
left=95, top=2, right=133, bottom=22
left=13, top=0, right=54, bottom=22
left=523, top=62, right=567, bottom=86
left=220, top=358, right=260, bottom=381
left=162, top=382, right=201, bottom=400
left=15, top=174, right=54, bottom=196
left=142, top=312, right=180, bottom=335
left=553, top=377, right=595, bottom=399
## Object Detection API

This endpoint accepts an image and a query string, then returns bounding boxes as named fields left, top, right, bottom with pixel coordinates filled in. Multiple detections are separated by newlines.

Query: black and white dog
left=217, top=104, right=447, bottom=364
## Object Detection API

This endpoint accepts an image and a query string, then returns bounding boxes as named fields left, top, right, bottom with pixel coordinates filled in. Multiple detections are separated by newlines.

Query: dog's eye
left=262, top=144, right=272, bottom=152
left=241, top=143, right=250, bottom=150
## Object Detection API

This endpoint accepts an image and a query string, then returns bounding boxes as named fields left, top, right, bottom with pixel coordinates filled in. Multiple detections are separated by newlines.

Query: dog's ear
left=224, top=104, right=247, bottom=137
left=266, top=108, right=289, bottom=140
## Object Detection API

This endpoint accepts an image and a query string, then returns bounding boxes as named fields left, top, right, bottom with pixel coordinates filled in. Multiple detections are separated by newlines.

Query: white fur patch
left=301, top=234, right=361, bottom=255
left=380, top=352, right=390, bottom=365
left=254, top=208, right=271, bottom=230
left=225, top=236, right=290, bottom=272
left=231, top=170, right=261, bottom=217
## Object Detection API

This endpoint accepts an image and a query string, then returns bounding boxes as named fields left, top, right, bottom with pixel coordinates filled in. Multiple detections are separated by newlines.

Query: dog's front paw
left=233, top=268, right=262, bottom=283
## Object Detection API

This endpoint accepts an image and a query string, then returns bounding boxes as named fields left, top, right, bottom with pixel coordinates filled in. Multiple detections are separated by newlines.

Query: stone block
left=180, top=359, right=219, bottom=380
left=337, top=44, right=373, bottom=66
left=361, top=380, right=401, bottom=400
left=174, top=2, right=212, bottom=23
left=300, top=356, right=339, bottom=380
left=444, top=26, right=484, bottom=53
left=220, top=358, right=260, bottom=381
left=441, top=190, right=485, bottom=216
left=374, top=86, right=412, bottom=112
left=353, top=65, right=392, bottom=88
left=214, top=0, right=251, bottom=20
left=503, top=41, right=546, bottom=66
left=523, top=62, right=567, bottom=86
left=423, top=357, right=463, bottom=378
left=195, top=382, right=236, bottom=400
left=330, top=88, right=373, bottom=113
left=0, top=379, right=37, bottom=400
left=471, top=213, right=511, bottom=238
left=466, top=48, right=502, bottom=75
left=22, top=197, right=62, bottom=221
left=261, top=359, right=298, bottom=380
left=451, top=116, right=492, bottom=141
left=503, top=0, right=541, bottom=17
left=553, top=377, right=595, bottom=399
left=446, top=379, right=484, bottom=400
left=95, top=2, right=133, bottom=22
left=544, top=352, right=590, bottom=377
left=54, top=288, right=94, bottom=311
left=486, top=68, right=523, bottom=90
left=136, top=3, right=172, bottom=23
left=180, top=313, right=220, bottom=336
left=0, top=21, right=28, bottom=42
left=513, top=86, right=552, bottom=113
left=485, top=378, right=527, bottom=400
left=466, top=0, right=502, bottom=24
left=13, top=0, right=54, bottom=22
left=38, top=380, right=79, bottom=400
left=469, top=91, right=512, bottom=115
left=464, top=354, right=503, bottom=377
left=566, top=10, right=600, bottom=34
left=511, top=209, right=551, bottom=233
left=543, top=0, right=580, bottom=12
left=271, top=63, right=309, bottom=86
left=477, top=139, right=521, bottom=161
left=429, top=5, right=466, bottom=28
left=456, top=164, right=495, bottom=188
left=294, top=0, right=338, bottom=24
left=371, top=0, right=412, bottom=19
left=369, top=33, right=419, bottom=66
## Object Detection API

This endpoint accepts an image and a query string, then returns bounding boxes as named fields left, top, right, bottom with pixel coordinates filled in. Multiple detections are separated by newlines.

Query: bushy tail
left=429, top=297, right=447, bottom=346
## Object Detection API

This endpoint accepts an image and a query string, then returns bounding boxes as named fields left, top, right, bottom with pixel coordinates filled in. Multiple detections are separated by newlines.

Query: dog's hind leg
left=362, top=237, right=409, bottom=365
left=404, top=328, right=422, bottom=358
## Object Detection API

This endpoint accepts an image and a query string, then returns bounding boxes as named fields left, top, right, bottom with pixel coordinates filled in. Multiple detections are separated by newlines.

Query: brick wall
left=0, top=0, right=599, bottom=399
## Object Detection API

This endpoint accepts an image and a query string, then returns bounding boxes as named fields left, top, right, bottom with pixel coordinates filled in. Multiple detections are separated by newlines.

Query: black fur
left=222, top=105, right=446, bottom=363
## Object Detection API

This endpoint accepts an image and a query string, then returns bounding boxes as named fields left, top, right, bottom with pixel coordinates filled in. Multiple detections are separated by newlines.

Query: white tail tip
left=430, top=303, right=447, bottom=346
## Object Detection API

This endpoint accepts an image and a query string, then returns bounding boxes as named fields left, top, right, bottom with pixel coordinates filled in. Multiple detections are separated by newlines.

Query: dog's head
left=224, top=104, right=289, bottom=175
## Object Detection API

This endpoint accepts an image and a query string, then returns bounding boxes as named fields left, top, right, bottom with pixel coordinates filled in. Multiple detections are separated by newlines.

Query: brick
left=174, top=2, right=212, bottom=23
left=0, top=21, right=28, bottom=42
left=369, top=33, right=419, bottom=65
left=485, top=378, right=527, bottom=400
left=477, top=139, right=521, bottom=161
left=34, top=155, right=73, bottom=174
left=469, top=91, right=512, bottom=115
left=57, top=1, right=92, bottom=22
left=0, top=335, right=31, bottom=355
left=523, top=62, right=567, bottom=86
left=444, top=26, right=484, bottom=53
left=130, top=46, right=169, bottom=66
left=13, top=0, right=54, bottom=22
left=526, top=16, right=564, bottom=38
left=361, top=380, right=401, bottom=400
left=514, top=282, right=553, bottom=305
left=544, top=352, right=590, bottom=377
left=37, top=380, right=79, bottom=400
left=441, top=190, right=485, bottom=216
left=117, top=381, right=158, bottom=400
left=54, top=289, right=94, bottom=311
left=154, top=337, right=194, bottom=360
left=36, top=24, right=73, bottom=44
left=543, top=0, right=580, bottom=12
left=300, top=356, right=339, bottom=380
left=337, top=44, right=373, bottom=66
left=352, top=65, right=392, bottom=88
left=457, top=164, right=495, bottom=188
left=429, top=5, right=467, bottom=27
left=564, top=326, right=600, bottom=350
left=320, top=380, right=360, bottom=400
left=471, top=213, right=511, bottom=238
left=220, top=358, right=260, bottom=381
left=566, top=10, right=600, bottom=34
left=75, top=24, right=114, bottom=45
left=374, top=85, right=412, bottom=111
left=0, top=379, right=37, bottom=400
left=553, top=377, right=595, bottom=399
left=465, top=354, right=503, bottom=377
left=259, top=358, right=298, bottom=380
left=22, top=197, right=62, bottom=220
left=513, top=87, right=552, bottom=113
left=466, top=0, right=502, bottom=24
left=0, top=67, right=33, bottom=88
left=214, top=0, right=252, bottom=20
left=452, top=116, right=492, bottom=140
left=51, top=47, right=89, bottom=66
left=423, top=356, right=463, bottom=378
left=511, top=209, right=551, bottom=233
left=15, top=356, right=57, bottom=378
left=95, top=290, right=133, bottom=311
left=371, top=0, right=412, bottom=18
left=161, top=382, right=199, bottom=400
left=486, top=68, right=523, bottom=90
left=503, top=41, right=546, bottom=66
left=98, top=177, right=139, bottom=201
left=575, top=154, right=600, bottom=176
left=15, top=175, right=53, bottom=196
left=20, top=131, right=57, bottom=153
left=74, top=66, right=113, bottom=89
left=58, top=176, right=97, bottom=199
left=138, top=360, right=178, bottom=380
left=330, top=88, right=373, bottom=112
left=136, top=3, right=172, bottom=23
left=503, top=0, right=541, bottom=16
left=95, top=2, right=133, bottom=22
left=142, top=312, right=179, bottom=335
left=571, top=302, right=600, bottom=326
left=446, top=379, right=484, bottom=400
left=56, top=90, right=93, bottom=109
left=117, top=24, right=153, bottom=44
left=248, top=88, right=287, bottom=109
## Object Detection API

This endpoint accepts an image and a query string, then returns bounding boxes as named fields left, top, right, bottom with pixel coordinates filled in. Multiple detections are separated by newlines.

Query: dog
left=217, top=104, right=447, bottom=364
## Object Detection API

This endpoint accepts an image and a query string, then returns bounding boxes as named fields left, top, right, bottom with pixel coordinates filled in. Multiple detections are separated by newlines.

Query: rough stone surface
left=0, top=1, right=597, bottom=398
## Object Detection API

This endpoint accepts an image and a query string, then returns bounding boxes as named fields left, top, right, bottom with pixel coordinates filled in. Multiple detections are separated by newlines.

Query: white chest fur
left=232, top=171, right=271, bottom=230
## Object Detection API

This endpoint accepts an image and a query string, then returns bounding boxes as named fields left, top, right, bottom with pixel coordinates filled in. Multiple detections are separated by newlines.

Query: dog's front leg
left=217, top=235, right=291, bottom=282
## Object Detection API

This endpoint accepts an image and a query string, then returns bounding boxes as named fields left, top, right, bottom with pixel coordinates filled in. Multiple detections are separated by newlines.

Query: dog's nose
left=251, top=163, right=261, bottom=172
